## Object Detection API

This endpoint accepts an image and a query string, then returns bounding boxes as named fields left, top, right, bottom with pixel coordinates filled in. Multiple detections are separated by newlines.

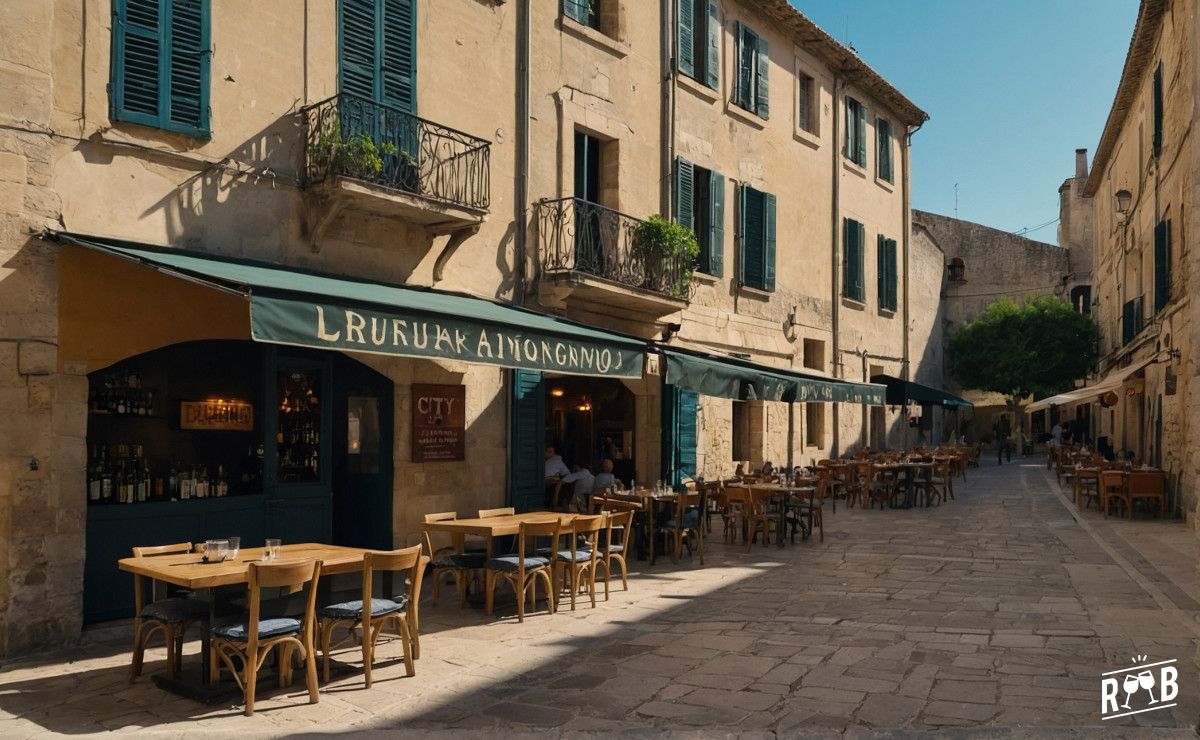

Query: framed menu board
left=412, top=383, right=465, bottom=462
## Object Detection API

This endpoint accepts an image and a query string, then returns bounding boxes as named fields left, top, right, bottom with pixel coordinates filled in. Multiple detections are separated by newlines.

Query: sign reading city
left=411, top=384, right=465, bottom=463
left=180, top=400, right=254, bottom=431
left=249, top=297, right=644, bottom=378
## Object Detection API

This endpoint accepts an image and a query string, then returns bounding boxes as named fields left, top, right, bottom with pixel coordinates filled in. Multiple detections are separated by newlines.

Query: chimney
left=1075, top=148, right=1088, bottom=180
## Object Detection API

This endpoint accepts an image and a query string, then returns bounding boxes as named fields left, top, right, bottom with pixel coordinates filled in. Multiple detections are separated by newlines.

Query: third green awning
left=870, top=374, right=973, bottom=407
left=664, top=349, right=885, bottom=404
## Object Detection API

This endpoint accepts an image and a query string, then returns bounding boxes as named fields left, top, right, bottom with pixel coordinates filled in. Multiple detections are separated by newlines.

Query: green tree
left=951, top=295, right=1099, bottom=403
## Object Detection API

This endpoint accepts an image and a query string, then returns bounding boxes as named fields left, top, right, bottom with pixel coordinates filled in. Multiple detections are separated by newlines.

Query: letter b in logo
left=1160, top=666, right=1178, bottom=703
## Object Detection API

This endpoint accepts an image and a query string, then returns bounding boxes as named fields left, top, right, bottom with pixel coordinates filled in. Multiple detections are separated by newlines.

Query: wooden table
left=607, top=491, right=679, bottom=563
left=728, top=481, right=817, bottom=546
left=422, top=512, right=580, bottom=557
left=117, top=543, right=375, bottom=703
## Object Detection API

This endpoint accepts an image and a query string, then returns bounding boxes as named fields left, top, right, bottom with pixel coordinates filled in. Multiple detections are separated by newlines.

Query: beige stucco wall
left=1088, top=0, right=1194, bottom=518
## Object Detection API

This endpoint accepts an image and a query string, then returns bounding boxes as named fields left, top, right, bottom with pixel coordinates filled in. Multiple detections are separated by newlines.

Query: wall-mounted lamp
left=1114, top=189, right=1132, bottom=215
left=550, top=388, right=565, bottom=398
left=661, top=322, right=682, bottom=342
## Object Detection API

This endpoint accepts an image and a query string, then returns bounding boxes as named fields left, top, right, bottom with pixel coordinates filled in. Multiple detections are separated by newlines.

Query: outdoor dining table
left=727, top=480, right=818, bottom=546
left=421, top=511, right=581, bottom=557
left=606, top=490, right=680, bottom=563
left=869, top=461, right=936, bottom=508
left=116, top=543, right=374, bottom=702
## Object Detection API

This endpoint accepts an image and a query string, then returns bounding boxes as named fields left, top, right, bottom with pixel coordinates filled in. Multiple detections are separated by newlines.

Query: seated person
left=593, top=459, right=616, bottom=494
left=544, top=445, right=570, bottom=479
left=760, top=461, right=775, bottom=479
left=554, top=465, right=595, bottom=511
left=734, top=462, right=745, bottom=477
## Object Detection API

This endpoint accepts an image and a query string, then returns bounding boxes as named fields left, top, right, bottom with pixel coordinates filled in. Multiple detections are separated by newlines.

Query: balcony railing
left=1122, top=295, right=1144, bottom=345
left=302, top=93, right=490, bottom=211
left=534, top=197, right=692, bottom=301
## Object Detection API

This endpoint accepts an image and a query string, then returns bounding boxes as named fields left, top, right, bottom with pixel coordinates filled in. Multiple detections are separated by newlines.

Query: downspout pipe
left=830, top=74, right=843, bottom=456
left=661, top=0, right=675, bottom=215
left=514, top=0, right=531, bottom=305
left=902, top=118, right=925, bottom=443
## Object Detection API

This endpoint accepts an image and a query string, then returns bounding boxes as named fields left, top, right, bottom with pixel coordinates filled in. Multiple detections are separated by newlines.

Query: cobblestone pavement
left=2, top=459, right=1199, bottom=737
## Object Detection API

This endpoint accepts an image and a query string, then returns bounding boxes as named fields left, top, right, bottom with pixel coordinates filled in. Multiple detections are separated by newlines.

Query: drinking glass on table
left=227, top=536, right=240, bottom=559
left=264, top=538, right=281, bottom=561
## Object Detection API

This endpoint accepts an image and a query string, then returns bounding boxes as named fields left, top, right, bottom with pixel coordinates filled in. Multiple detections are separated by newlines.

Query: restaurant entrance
left=544, top=375, right=636, bottom=486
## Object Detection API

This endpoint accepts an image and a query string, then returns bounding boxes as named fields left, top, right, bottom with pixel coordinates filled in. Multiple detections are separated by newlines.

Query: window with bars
left=110, top=0, right=211, bottom=137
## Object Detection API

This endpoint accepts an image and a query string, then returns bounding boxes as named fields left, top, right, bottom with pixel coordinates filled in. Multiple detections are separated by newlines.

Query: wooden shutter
left=508, top=370, right=545, bottom=512
left=855, top=105, right=867, bottom=166
left=705, top=0, right=720, bottom=88
left=339, top=0, right=415, bottom=112
left=843, top=219, right=864, bottom=301
left=111, top=0, right=209, bottom=135
left=662, top=386, right=699, bottom=489
left=877, top=118, right=892, bottom=182
left=1122, top=300, right=1137, bottom=345
left=754, top=35, right=769, bottom=119
left=708, top=170, right=725, bottom=277
left=1152, top=62, right=1163, bottom=157
left=1154, top=219, right=1170, bottom=312
left=339, top=0, right=378, bottom=100
left=884, top=238, right=898, bottom=310
left=876, top=233, right=886, bottom=307
left=563, top=0, right=590, bottom=25
left=740, top=186, right=765, bottom=288
left=736, top=24, right=754, bottom=109
left=763, top=192, right=776, bottom=292
left=381, top=0, right=416, bottom=112
left=677, top=0, right=696, bottom=78
left=676, top=157, right=695, bottom=232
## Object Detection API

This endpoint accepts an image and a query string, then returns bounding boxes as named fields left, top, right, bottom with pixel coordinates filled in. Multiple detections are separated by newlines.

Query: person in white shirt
left=593, top=459, right=616, bottom=493
left=544, top=446, right=571, bottom=478
left=555, top=465, right=595, bottom=511
left=1051, top=423, right=1063, bottom=447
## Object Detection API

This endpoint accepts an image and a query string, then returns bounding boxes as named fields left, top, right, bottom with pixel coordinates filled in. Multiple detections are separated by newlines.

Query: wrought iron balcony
left=534, top=197, right=692, bottom=302
left=301, top=93, right=490, bottom=213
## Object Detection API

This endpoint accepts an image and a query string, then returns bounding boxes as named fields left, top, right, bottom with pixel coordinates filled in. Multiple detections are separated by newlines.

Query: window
left=876, top=235, right=897, bottom=312
left=796, top=72, right=816, bottom=134
left=1070, top=285, right=1092, bottom=315
left=844, top=97, right=866, bottom=167
left=563, top=0, right=600, bottom=30
left=110, top=0, right=211, bottom=137
left=1152, top=61, right=1163, bottom=158
left=733, top=23, right=769, bottom=119
left=805, top=403, right=824, bottom=448
left=732, top=400, right=750, bottom=460
left=339, top=0, right=417, bottom=112
left=1122, top=296, right=1144, bottom=345
left=842, top=218, right=866, bottom=302
left=738, top=184, right=776, bottom=291
left=676, top=158, right=725, bottom=276
left=948, top=257, right=965, bottom=282
left=678, top=0, right=719, bottom=89
left=802, top=338, right=825, bottom=372
left=876, top=117, right=894, bottom=182
left=1154, top=218, right=1171, bottom=312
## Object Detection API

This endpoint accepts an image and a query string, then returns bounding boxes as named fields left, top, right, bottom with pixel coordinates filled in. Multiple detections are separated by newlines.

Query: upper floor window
left=110, top=0, right=211, bottom=137
left=844, top=97, right=866, bottom=167
left=676, top=158, right=725, bottom=277
left=876, top=117, right=894, bottom=183
left=1152, top=61, right=1163, bottom=158
left=796, top=71, right=817, bottom=135
left=1154, top=218, right=1171, bottom=312
left=842, top=218, right=866, bottom=302
left=733, top=23, right=769, bottom=119
left=948, top=257, right=965, bottom=282
left=876, top=234, right=897, bottom=312
left=564, top=0, right=600, bottom=30
left=339, top=0, right=417, bottom=112
left=677, top=0, right=719, bottom=89
left=738, top=184, right=776, bottom=291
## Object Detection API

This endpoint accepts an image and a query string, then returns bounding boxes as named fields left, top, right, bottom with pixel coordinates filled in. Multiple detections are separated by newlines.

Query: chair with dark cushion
left=129, top=542, right=209, bottom=682
left=593, top=504, right=636, bottom=597
left=423, top=512, right=481, bottom=607
left=210, top=559, right=322, bottom=716
left=485, top=518, right=563, bottom=622
left=554, top=514, right=604, bottom=611
left=656, top=489, right=707, bottom=565
left=317, top=545, right=422, bottom=687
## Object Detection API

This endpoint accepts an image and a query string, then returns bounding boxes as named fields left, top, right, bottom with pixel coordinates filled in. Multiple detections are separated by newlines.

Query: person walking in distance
left=993, top=416, right=1012, bottom=464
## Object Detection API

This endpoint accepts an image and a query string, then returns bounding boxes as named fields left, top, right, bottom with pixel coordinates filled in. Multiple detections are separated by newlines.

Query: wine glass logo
left=1120, top=672, right=1140, bottom=709
left=1138, top=669, right=1158, bottom=704
left=1102, top=655, right=1178, bottom=720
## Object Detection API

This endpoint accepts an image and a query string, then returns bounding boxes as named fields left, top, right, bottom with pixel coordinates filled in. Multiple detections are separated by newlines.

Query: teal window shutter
left=856, top=222, right=867, bottom=300
left=855, top=106, right=867, bottom=166
left=705, top=0, right=720, bottom=88
left=1154, top=219, right=1170, bottom=312
left=736, top=24, right=756, bottom=110
left=508, top=370, right=545, bottom=512
left=876, top=234, right=886, bottom=306
left=661, top=385, right=699, bottom=488
left=340, top=0, right=415, bottom=112
left=676, top=157, right=695, bottom=232
left=111, top=0, right=210, bottom=136
left=888, top=238, right=898, bottom=310
left=339, top=0, right=379, bottom=100
left=754, top=35, right=769, bottom=119
left=879, top=237, right=897, bottom=311
left=381, top=0, right=416, bottom=112
left=708, top=170, right=725, bottom=277
left=843, top=218, right=864, bottom=301
left=740, top=186, right=765, bottom=289
left=763, top=192, right=776, bottom=292
left=877, top=118, right=893, bottom=182
left=677, top=0, right=696, bottom=78
left=563, top=0, right=591, bottom=25
left=1152, top=62, right=1163, bottom=157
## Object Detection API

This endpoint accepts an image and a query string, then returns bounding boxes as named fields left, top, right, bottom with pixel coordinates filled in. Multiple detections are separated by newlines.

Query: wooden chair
left=422, top=512, right=482, bottom=608
left=814, top=466, right=840, bottom=513
left=479, top=507, right=516, bottom=518
left=1074, top=467, right=1101, bottom=510
left=594, top=508, right=634, bottom=597
left=1127, top=471, right=1166, bottom=519
left=553, top=514, right=605, bottom=611
left=656, top=489, right=707, bottom=565
left=318, top=545, right=421, bottom=687
left=787, top=483, right=823, bottom=542
left=866, top=465, right=895, bottom=510
left=210, top=559, right=322, bottom=716
left=1100, top=470, right=1130, bottom=519
left=129, top=542, right=208, bottom=682
left=485, top=519, right=562, bottom=622
left=721, top=488, right=753, bottom=548
left=743, top=489, right=776, bottom=549
left=479, top=506, right=517, bottom=554
left=844, top=463, right=872, bottom=508
left=927, top=459, right=954, bottom=506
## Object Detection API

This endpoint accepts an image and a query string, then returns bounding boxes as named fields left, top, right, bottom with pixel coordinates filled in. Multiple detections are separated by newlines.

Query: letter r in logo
left=1101, top=677, right=1120, bottom=714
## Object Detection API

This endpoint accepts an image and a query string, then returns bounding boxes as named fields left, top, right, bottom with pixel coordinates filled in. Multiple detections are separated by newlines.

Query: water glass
left=264, top=538, right=281, bottom=561
left=227, top=536, right=240, bottom=559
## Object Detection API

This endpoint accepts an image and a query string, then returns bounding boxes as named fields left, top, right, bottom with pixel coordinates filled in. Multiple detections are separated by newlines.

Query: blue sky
left=792, top=0, right=1137, bottom=244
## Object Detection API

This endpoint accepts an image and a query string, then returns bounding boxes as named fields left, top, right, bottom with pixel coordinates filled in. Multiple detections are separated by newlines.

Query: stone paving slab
left=1, top=459, right=1199, bottom=737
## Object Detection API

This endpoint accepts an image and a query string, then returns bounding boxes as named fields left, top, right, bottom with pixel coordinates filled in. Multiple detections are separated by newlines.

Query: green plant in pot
left=307, top=118, right=401, bottom=181
left=631, top=215, right=698, bottom=298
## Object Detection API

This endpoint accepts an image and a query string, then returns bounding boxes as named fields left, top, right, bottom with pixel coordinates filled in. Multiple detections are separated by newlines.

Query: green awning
left=56, top=233, right=646, bottom=377
left=663, top=349, right=885, bottom=405
left=870, top=374, right=973, bottom=407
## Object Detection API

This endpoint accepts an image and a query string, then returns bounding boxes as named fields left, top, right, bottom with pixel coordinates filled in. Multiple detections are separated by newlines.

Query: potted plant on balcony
left=631, top=215, right=698, bottom=299
left=307, top=122, right=400, bottom=182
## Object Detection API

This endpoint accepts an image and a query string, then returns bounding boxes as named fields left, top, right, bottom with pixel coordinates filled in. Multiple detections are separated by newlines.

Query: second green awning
left=664, top=349, right=885, bottom=404
left=870, top=374, right=973, bottom=407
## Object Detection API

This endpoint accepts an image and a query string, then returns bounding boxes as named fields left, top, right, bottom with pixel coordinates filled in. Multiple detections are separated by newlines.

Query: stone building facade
left=1073, top=0, right=1196, bottom=519
left=0, top=0, right=929, bottom=656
